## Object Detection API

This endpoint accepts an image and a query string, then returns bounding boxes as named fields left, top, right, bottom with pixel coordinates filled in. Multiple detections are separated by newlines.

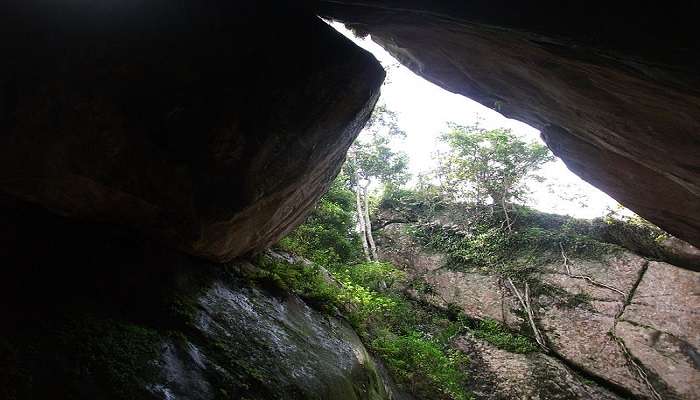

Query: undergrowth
left=252, top=255, right=473, bottom=400
left=269, top=185, right=640, bottom=399
left=411, top=207, right=621, bottom=279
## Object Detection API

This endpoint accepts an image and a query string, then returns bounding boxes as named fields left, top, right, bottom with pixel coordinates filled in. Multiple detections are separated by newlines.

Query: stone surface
left=454, top=335, right=621, bottom=400
left=155, top=275, right=390, bottom=400
left=0, top=202, right=396, bottom=400
left=321, top=1, right=700, bottom=249
left=618, top=262, right=700, bottom=399
left=534, top=254, right=650, bottom=398
left=378, top=223, right=446, bottom=274
left=375, top=211, right=700, bottom=399
left=534, top=286, right=643, bottom=397
left=377, top=223, right=521, bottom=327
left=0, top=1, right=384, bottom=261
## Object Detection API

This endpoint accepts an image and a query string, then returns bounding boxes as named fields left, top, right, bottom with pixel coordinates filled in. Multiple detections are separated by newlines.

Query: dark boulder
left=0, top=200, right=395, bottom=400
left=0, top=1, right=384, bottom=261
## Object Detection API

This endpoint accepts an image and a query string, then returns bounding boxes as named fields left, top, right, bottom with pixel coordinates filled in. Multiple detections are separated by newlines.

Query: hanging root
left=610, top=325, right=663, bottom=400
left=507, top=277, right=549, bottom=352
left=558, top=243, right=626, bottom=297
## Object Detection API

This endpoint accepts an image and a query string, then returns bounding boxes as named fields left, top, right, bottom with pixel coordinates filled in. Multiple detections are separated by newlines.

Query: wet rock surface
left=0, top=202, right=395, bottom=400
left=145, top=274, right=390, bottom=400
left=1, top=1, right=384, bottom=261
left=321, top=1, right=700, bottom=249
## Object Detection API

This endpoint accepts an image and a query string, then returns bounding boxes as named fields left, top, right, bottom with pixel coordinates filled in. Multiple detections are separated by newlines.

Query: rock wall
left=454, top=336, right=620, bottom=400
left=376, top=213, right=700, bottom=399
left=0, top=200, right=396, bottom=400
left=320, top=1, right=700, bottom=249
left=1, top=1, right=384, bottom=262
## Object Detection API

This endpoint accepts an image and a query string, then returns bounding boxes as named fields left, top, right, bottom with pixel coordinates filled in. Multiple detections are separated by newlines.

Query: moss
left=60, top=318, right=161, bottom=397
left=469, top=318, right=538, bottom=354
left=5, top=315, right=162, bottom=400
left=409, top=205, right=622, bottom=286
left=199, top=337, right=281, bottom=400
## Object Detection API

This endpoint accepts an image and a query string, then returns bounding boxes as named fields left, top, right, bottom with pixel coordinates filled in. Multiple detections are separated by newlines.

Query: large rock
left=454, top=335, right=621, bottom=400
left=0, top=1, right=384, bottom=261
left=320, top=1, right=700, bottom=250
left=375, top=213, right=700, bottom=399
left=535, top=254, right=650, bottom=398
left=377, top=223, right=522, bottom=327
left=617, top=262, right=700, bottom=400
left=0, top=203, right=396, bottom=400
left=153, top=272, right=391, bottom=400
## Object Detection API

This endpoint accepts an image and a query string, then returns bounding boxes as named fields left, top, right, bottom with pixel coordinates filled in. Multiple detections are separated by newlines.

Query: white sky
left=330, top=22, right=624, bottom=219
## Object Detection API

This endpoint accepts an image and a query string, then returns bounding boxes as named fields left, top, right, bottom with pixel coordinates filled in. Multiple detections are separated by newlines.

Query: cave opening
left=328, top=20, right=626, bottom=221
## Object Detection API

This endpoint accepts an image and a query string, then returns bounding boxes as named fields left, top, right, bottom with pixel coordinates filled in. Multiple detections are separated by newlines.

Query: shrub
left=340, top=261, right=406, bottom=292
left=372, top=331, right=471, bottom=400
left=279, top=174, right=363, bottom=268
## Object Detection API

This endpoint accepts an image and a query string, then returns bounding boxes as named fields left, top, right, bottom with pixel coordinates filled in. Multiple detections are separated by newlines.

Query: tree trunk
left=501, top=196, right=513, bottom=233
left=355, top=181, right=371, bottom=261
left=362, top=184, right=378, bottom=260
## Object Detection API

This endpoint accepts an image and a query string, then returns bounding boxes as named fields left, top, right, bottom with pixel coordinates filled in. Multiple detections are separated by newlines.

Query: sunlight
left=328, top=21, right=624, bottom=219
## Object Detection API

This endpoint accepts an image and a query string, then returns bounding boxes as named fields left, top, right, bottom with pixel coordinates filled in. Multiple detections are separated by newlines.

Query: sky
left=329, top=22, right=624, bottom=219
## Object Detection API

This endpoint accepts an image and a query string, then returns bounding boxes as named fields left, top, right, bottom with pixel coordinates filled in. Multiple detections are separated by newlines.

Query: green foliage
left=251, top=256, right=340, bottom=312
left=346, top=104, right=410, bottom=189
left=380, top=186, right=450, bottom=219
left=437, top=123, right=553, bottom=205
left=279, top=173, right=363, bottom=267
left=412, top=206, right=620, bottom=278
left=470, top=319, right=537, bottom=354
left=372, top=331, right=472, bottom=400
left=342, top=261, right=406, bottom=292
left=593, top=210, right=671, bottom=260
left=252, top=254, right=472, bottom=400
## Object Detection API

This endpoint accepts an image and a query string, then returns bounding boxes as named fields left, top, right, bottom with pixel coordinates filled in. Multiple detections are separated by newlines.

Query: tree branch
left=559, top=243, right=626, bottom=297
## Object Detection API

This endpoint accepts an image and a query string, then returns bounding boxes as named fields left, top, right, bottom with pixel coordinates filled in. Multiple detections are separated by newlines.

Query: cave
left=1, top=1, right=698, bottom=399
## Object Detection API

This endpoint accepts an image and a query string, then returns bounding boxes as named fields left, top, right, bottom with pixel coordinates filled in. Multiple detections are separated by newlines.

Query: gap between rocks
left=522, top=255, right=660, bottom=399
left=610, top=260, right=664, bottom=400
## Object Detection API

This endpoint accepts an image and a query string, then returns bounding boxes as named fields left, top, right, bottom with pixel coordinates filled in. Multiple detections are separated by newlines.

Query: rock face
left=535, top=254, right=649, bottom=397
left=0, top=202, right=396, bottom=400
left=454, top=335, right=620, bottom=400
left=617, top=262, right=700, bottom=400
left=151, top=272, right=390, bottom=400
left=0, top=1, right=384, bottom=261
left=376, top=211, right=700, bottom=399
left=379, top=223, right=522, bottom=328
left=320, top=1, right=700, bottom=249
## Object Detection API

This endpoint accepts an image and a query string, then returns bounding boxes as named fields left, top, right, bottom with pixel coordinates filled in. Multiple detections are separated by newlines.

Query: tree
left=437, top=123, right=553, bottom=231
left=279, top=171, right=363, bottom=267
left=346, top=104, right=409, bottom=260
